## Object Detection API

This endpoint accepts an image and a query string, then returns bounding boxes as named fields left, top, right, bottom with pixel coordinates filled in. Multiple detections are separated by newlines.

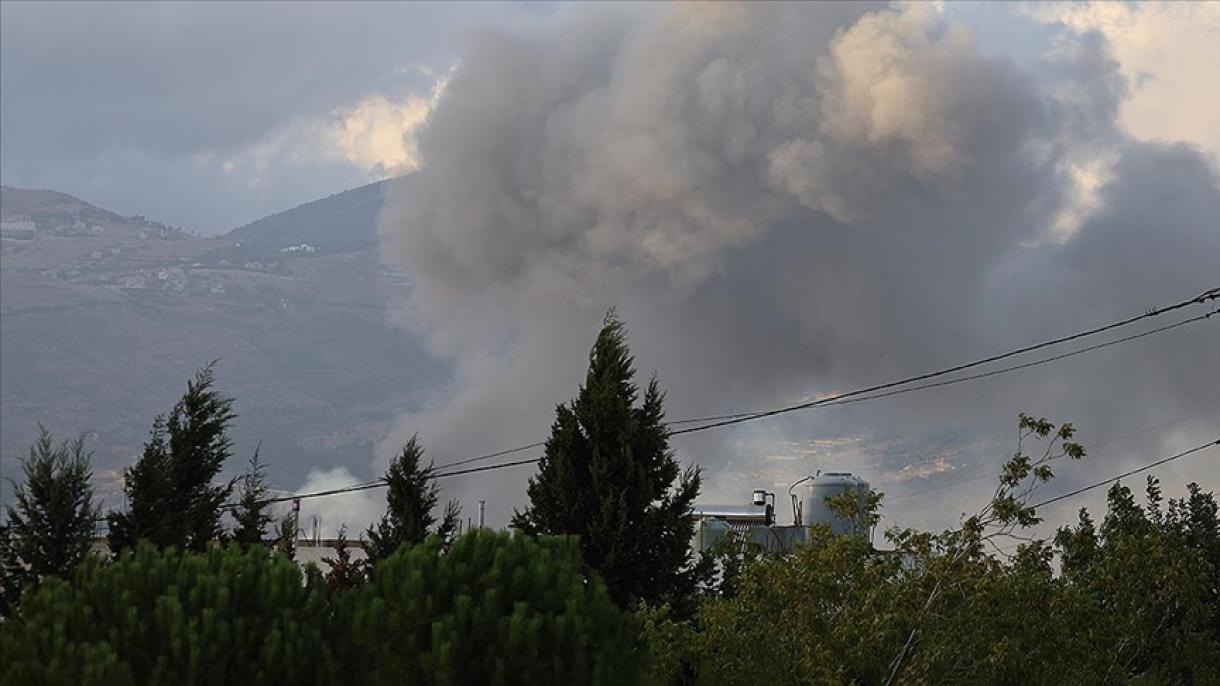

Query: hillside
left=0, top=184, right=442, bottom=503
left=226, top=179, right=390, bottom=252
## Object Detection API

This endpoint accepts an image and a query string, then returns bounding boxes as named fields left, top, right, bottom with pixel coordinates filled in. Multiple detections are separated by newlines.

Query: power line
left=435, top=457, right=544, bottom=479
left=428, top=308, right=1211, bottom=485
left=242, top=287, right=1217, bottom=507
left=424, top=308, right=1214, bottom=482
left=887, top=406, right=1219, bottom=503
left=1029, top=439, right=1219, bottom=510
left=668, top=289, right=1218, bottom=436
left=435, top=441, right=546, bottom=470
left=786, top=310, right=1216, bottom=413
left=432, top=290, right=1217, bottom=468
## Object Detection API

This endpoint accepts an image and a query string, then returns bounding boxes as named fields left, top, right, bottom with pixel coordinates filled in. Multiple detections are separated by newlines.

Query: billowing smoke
left=376, top=3, right=1219, bottom=533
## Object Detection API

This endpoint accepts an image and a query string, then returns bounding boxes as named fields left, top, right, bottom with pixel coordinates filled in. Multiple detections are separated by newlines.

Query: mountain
left=227, top=179, right=388, bottom=252
left=0, top=183, right=443, bottom=505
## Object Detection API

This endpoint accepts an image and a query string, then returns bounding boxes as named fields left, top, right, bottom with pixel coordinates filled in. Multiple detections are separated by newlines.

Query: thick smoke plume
left=377, top=3, right=1219, bottom=531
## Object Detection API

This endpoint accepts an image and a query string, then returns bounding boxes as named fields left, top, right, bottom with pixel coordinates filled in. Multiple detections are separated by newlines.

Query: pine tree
left=321, top=525, right=367, bottom=591
left=3, top=426, right=100, bottom=585
left=108, top=362, right=236, bottom=552
left=232, top=450, right=273, bottom=549
left=512, top=312, right=702, bottom=608
left=364, top=435, right=460, bottom=564
left=274, top=508, right=299, bottom=560
left=0, top=523, right=31, bottom=617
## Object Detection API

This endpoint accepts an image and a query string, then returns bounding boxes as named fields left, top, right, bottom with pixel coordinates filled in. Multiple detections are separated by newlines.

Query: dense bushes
left=0, top=543, right=337, bottom=686
left=1, top=531, right=643, bottom=686
left=646, top=479, right=1220, bottom=685
left=351, top=531, right=641, bottom=684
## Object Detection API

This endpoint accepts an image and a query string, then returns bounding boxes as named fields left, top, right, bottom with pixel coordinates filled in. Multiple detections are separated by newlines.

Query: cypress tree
left=232, top=450, right=273, bottom=549
left=512, top=311, right=702, bottom=607
left=108, top=362, right=235, bottom=552
left=1, top=427, right=99, bottom=616
left=274, top=508, right=299, bottom=560
left=321, top=525, right=367, bottom=591
left=364, top=435, right=460, bottom=564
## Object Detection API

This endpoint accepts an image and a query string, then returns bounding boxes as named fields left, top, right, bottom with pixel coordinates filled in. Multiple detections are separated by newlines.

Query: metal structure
left=692, top=470, right=871, bottom=554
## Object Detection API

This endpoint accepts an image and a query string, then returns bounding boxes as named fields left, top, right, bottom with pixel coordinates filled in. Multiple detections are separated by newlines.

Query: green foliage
left=0, top=543, right=340, bottom=686
left=364, top=434, right=460, bottom=564
left=351, top=530, right=643, bottom=685
left=321, top=525, right=367, bottom=592
left=513, top=312, right=703, bottom=608
left=108, top=362, right=236, bottom=553
left=273, top=508, right=299, bottom=559
left=1049, top=478, right=1220, bottom=684
left=231, top=450, right=273, bottom=549
left=0, top=523, right=34, bottom=618
left=2, top=425, right=100, bottom=613
left=1, top=533, right=643, bottom=686
left=637, top=603, right=699, bottom=686
left=658, top=416, right=1220, bottom=686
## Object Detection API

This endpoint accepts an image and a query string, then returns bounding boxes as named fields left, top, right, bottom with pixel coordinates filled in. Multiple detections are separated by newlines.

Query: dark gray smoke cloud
left=377, top=3, right=1219, bottom=531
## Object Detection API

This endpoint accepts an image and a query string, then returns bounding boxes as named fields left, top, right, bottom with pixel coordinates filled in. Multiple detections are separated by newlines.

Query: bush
left=351, top=530, right=644, bottom=685
left=1, top=532, right=645, bottom=686
left=0, top=543, right=338, bottom=686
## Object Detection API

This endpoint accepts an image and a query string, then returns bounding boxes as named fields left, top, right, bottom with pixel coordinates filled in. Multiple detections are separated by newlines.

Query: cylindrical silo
left=801, top=472, right=870, bottom=536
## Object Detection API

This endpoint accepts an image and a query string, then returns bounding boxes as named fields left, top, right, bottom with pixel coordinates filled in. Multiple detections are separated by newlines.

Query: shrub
left=352, top=530, right=644, bottom=685
left=0, top=543, right=338, bottom=686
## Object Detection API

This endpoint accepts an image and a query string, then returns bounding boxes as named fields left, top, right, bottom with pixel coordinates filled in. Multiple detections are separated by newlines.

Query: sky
left=2, top=1, right=1218, bottom=536
left=0, top=1, right=554, bottom=234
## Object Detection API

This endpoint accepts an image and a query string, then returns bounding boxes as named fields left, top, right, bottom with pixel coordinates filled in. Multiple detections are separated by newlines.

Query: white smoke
left=376, top=3, right=1220, bottom=532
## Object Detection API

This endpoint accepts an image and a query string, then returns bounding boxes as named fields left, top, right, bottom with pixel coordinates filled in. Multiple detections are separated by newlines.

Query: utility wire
left=241, top=288, right=1217, bottom=508
left=433, top=290, right=1218, bottom=466
left=783, top=309, right=1216, bottom=414
left=887, top=406, right=1220, bottom=503
left=1029, top=439, right=1219, bottom=510
left=668, top=289, right=1218, bottom=436
left=430, top=308, right=1212, bottom=485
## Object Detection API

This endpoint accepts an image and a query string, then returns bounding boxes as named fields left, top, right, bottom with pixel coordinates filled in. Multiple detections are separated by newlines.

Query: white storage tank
left=801, top=472, right=870, bottom=536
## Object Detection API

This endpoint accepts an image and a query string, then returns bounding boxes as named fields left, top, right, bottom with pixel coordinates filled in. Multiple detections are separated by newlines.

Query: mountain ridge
left=1, top=181, right=442, bottom=504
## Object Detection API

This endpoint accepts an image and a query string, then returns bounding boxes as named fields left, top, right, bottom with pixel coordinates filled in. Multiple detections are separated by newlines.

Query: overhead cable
left=1029, top=439, right=1219, bottom=510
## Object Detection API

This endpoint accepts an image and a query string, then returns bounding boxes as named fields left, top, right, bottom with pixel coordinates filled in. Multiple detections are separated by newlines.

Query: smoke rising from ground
left=375, top=3, right=1219, bottom=531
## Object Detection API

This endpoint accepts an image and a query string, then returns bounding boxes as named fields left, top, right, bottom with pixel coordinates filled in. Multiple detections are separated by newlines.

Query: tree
left=364, top=435, right=460, bottom=564
left=108, top=362, right=236, bottom=553
left=352, top=531, right=643, bottom=685
left=0, top=543, right=341, bottom=686
left=231, top=450, right=273, bottom=549
left=321, top=525, right=367, bottom=592
left=1050, top=478, right=1220, bottom=683
left=274, top=507, right=299, bottom=559
left=2, top=426, right=100, bottom=602
left=513, top=312, right=702, bottom=608
left=0, top=523, right=34, bottom=618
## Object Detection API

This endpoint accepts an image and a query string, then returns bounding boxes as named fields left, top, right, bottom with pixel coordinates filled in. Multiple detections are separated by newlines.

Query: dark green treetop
left=513, top=311, right=702, bottom=608
left=108, top=362, right=236, bottom=552
left=364, top=434, right=460, bottom=564
left=1, top=426, right=100, bottom=615
left=231, top=449, right=273, bottom=549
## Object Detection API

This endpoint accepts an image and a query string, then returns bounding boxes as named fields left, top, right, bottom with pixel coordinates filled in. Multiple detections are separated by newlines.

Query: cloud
left=330, top=74, right=450, bottom=176
left=203, top=72, right=448, bottom=194
left=0, top=2, right=509, bottom=231
left=1024, top=1, right=1220, bottom=162
left=377, top=2, right=1220, bottom=532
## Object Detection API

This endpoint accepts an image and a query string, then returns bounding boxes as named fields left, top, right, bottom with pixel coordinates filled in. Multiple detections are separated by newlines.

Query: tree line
left=1, top=312, right=1217, bottom=684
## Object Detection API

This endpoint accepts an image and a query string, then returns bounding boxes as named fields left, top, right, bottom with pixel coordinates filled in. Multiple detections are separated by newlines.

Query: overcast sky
left=2, top=2, right=1218, bottom=535
left=1, top=1, right=557, bottom=233
left=3, top=2, right=1216, bottom=235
